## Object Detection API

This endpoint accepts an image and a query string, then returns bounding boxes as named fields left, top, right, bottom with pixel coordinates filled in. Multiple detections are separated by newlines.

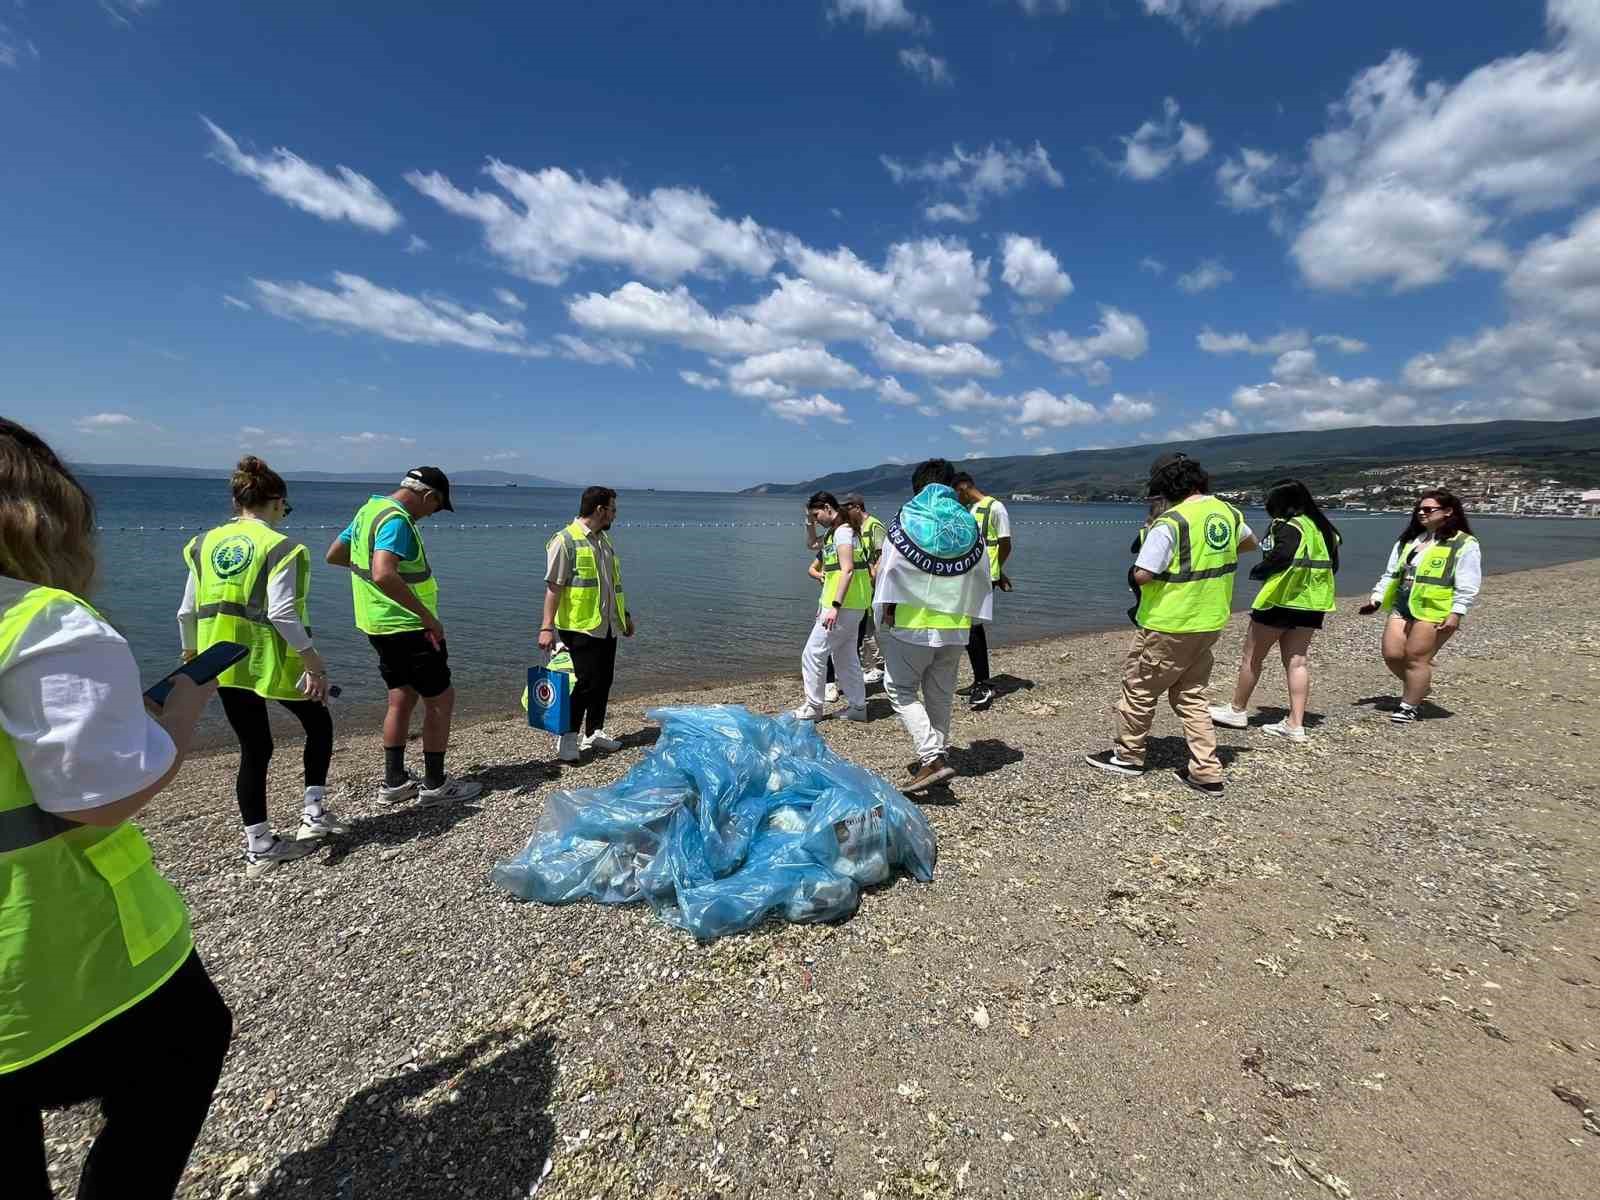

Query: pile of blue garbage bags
left=491, top=705, right=938, bottom=941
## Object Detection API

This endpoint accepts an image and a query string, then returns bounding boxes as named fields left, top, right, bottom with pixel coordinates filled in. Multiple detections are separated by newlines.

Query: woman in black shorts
left=1210, top=479, right=1340, bottom=743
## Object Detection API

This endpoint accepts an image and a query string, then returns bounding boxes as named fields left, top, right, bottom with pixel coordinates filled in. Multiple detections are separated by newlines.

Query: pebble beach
left=40, top=558, right=1600, bottom=1200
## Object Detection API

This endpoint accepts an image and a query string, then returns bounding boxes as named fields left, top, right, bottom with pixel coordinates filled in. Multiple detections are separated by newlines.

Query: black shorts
left=367, top=631, right=452, bottom=697
left=1250, top=606, right=1325, bottom=630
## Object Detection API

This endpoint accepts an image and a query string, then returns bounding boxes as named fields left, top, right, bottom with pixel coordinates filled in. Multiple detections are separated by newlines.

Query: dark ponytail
left=1265, top=477, right=1341, bottom=573
left=231, top=455, right=286, bottom=512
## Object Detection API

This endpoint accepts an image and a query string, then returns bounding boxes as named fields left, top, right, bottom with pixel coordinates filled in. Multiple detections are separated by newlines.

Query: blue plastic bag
left=491, top=705, right=938, bottom=940
left=523, top=648, right=574, bottom=735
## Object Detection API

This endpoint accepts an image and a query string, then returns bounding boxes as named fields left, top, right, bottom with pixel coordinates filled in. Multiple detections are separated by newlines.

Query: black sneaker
left=1389, top=702, right=1419, bottom=724
left=1176, top=767, right=1224, bottom=795
left=1084, top=750, right=1143, bottom=777
left=955, top=682, right=978, bottom=698
left=968, top=684, right=996, bottom=712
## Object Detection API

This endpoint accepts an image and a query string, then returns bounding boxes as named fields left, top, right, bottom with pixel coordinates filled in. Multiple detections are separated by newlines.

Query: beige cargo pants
left=1113, top=627, right=1224, bottom=784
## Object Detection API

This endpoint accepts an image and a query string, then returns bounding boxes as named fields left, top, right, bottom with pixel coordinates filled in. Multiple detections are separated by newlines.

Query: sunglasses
left=1416, top=505, right=1444, bottom=515
left=274, top=496, right=294, bottom=516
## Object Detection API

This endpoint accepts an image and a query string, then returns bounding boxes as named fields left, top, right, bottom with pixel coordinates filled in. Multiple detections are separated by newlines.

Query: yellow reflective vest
left=819, top=527, right=873, bottom=610
left=0, top=583, right=192, bottom=1074
left=347, top=497, right=437, bottom=635
left=550, top=520, right=627, bottom=634
left=1135, top=495, right=1244, bottom=634
left=1382, top=532, right=1476, bottom=623
left=185, top=519, right=311, bottom=700
left=1251, top=515, right=1337, bottom=613
left=971, top=497, right=1003, bottom=582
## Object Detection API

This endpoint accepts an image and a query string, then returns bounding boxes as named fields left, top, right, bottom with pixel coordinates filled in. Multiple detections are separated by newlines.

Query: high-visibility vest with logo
left=550, top=520, right=627, bottom=634
left=184, top=520, right=310, bottom=700
left=1135, top=495, right=1244, bottom=633
left=1382, top=532, right=1476, bottom=623
left=1251, top=516, right=1337, bottom=613
left=0, top=582, right=193, bottom=1074
left=971, top=497, right=1003, bottom=582
left=861, top=515, right=888, bottom=562
left=819, top=527, right=873, bottom=610
left=347, top=497, right=437, bottom=635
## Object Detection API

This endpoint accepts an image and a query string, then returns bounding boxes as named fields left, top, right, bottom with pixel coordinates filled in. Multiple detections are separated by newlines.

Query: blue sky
left=5, top=1, right=1599, bottom=490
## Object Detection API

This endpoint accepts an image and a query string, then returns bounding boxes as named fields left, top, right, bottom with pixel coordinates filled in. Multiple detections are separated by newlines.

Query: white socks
left=303, top=786, right=326, bottom=818
left=244, top=821, right=274, bottom=853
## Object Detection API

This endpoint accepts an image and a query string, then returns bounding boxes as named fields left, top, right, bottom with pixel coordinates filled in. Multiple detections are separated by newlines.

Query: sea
left=79, top=475, right=1600, bottom=737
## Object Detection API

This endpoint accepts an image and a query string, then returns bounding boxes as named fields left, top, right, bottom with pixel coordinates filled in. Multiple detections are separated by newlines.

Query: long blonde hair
left=0, top=419, right=99, bottom=595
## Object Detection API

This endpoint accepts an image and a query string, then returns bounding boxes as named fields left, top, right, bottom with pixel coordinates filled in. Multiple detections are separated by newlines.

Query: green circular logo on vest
left=210, top=535, right=256, bottom=579
left=1203, top=514, right=1232, bottom=551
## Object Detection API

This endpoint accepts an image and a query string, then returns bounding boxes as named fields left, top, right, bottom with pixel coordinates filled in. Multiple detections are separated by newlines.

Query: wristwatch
left=831, top=600, right=843, bottom=609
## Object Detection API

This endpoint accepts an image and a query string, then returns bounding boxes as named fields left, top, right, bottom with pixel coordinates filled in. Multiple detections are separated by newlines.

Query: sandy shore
left=40, top=560, right=1600, bottom=1199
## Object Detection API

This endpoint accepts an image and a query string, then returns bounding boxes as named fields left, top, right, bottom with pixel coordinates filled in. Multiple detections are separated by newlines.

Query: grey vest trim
left=196, top=600, right=268, bottom=623
left=0, top=804, right=75, bottom=853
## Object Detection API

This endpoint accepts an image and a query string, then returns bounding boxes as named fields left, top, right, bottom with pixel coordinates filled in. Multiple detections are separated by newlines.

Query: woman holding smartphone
left=178, top=456, right=344, bottom=875
left=0, top=419, right=232, bottom=1199
left=1358, top=488, right=1481, bottom=724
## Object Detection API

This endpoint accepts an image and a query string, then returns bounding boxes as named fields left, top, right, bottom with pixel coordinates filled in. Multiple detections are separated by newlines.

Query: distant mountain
left=71, top=463, right=574, bottom=488
left=742, top=417, right=1600, bottom=497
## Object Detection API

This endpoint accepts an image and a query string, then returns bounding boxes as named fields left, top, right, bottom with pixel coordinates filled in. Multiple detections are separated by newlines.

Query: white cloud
left=253, top=272, right=544, bottom=356
left=729, top=346, right=871, bottom=394
left=1400, top=354, right=1474, bottom=392
left=408, top=161, right=776, bottom=285
left=1216, top=147, right=1296, bottom=229
left=934, top=381, right=1016, bottom=412
left=1176, top=257, right=1234, bottom=294
left=1314, top=334, right=1369, bottom=354
left=680, top=370, right=722, bottom=391
left=878, top=376, right=920, bottom=406
left=493, top=287, right=525, bottom=311
left=950, top=423, right=990, bottom=444
left=0, top=29, right=16, bottom=70
left=404, top=235, right=430, bottom=255
left=769, top=394, right=850, bottom=424
left=1231, top=373, right=1418, bottom=430
left=1105, top=392, right=1157, bottom=422
left=1292, top=13, right=1600, bottom=292
left=1197, top=328, right=1309, bottom=356
left=1271, top=348, right=1320, bottom=381
left=554, top=334, right=637, bottom=368
left=1017, top=0, right=1070, bottom=12
left=568, top=282, right=784, bottom=356
left=1139, top=0, right=1290, bottom=28
left=882, top=143, right=1063, bottom=223
left=1166, top=406, right=1241, bottom=440
left=202, top=118, right=403, bottom=233
left=1031, top=444, right=1060, bottom=455
left=869, top=331, right=1001, bottom=378
left=1026, top=305, right=1150, bottom=377
left=238, top=425, right=301, bottom=450
left=899, top=48, right=951, bottom=85
left=483, top=450, right=521, bottom=462
left=74, top=412, right=139, bottom=433
left=1115, top=98, right=1210, bottom=181
left=785, top=237, right=994, bottom=340
left=1506, top=204, right=1600, bottom=322
left=340, top=431, right=418, bottom=447
left=222, top=294, right=252, bottom=311
left=829, top=0, right=922, bottom=32
left=1139, top=256, right=1166, bottom=275
left=1014, top=388, right=1099, bottom=428
left=738, top=275, right=886, bottom=343
left=1000, top=235, right=1073, bottom=305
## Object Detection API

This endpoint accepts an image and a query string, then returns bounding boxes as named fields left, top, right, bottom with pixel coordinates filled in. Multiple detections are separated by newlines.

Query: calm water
left=80, top=476, right=1600, bottom=733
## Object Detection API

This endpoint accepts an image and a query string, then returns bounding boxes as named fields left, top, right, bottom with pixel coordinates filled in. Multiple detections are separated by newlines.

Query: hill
left=71, top=463, right=574, bottom=488
left=741, top=417, right=1600, bottom=497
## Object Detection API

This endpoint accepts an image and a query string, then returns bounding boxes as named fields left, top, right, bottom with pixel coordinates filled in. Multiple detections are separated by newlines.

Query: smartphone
left=145, top=641, right=249, bottom=706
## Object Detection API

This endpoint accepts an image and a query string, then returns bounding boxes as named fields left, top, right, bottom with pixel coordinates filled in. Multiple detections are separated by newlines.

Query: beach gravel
left=39, top=560, right=1600, bottom=1199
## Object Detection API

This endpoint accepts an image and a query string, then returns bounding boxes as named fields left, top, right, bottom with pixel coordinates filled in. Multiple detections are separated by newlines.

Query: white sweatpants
left=880, top=634, right=962, bottom=765
left=801, top=608, right=865, bottom=707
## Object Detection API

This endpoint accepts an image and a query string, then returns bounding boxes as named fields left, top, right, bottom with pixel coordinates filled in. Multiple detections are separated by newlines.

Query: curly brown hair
left=0, top=419, right=98, bottom=595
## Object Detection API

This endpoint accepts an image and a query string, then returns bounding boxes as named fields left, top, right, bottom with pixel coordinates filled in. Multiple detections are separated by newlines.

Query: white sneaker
left=377, top=773, right=420, bottom=805
left=825, top=683, right=840, bottom=704
left=581, top=729, right=623, bottom=752
left=791, top=704, right=825, bottom=721
left=862, top=668, right=884, bottom=685
left=845, top=706, right=869, bottom=722
left=1262, top=718, right=1309, bottom=743
left=245, top=835, right=316, bottom=878
left=557, top=732, right=582, bottom=762
left=1208, top=704, right=1249, bottom=729
left=296, top=807, right=350, bottom=840
left=417, top=777, right=482, bottom=807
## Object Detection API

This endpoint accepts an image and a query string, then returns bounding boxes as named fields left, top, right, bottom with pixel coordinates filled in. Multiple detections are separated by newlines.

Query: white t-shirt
left=1135, top=512, right=1255, bottom=575
left=0, top=577, right=176, bottom=814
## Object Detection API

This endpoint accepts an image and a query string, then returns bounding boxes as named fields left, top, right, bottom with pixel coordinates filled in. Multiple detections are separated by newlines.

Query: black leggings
left=966, top=622, right=991, bottom=683
left=5, top=950, right=233, bottom=1200
left=559, top=630, right=619, bottom=736
left=219, top=687, right=334, bottom=827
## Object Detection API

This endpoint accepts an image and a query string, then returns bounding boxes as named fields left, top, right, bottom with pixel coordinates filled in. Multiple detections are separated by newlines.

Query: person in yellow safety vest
left=818, top=493, right=887, bottom=697
left=325, top=467, right=482, bottom=807
left=871, top=459, right=994, bottom=794
left=793, top=492, right=872, bottom=723
left=540, top=486, right=635, bottom=764
left=0, top=419, right=233, bottom=1200
left=178, top=456, right=345, bottom=877
left=952, top=472, right=1013, bottom=713
left=1085, top=454, right=1258, bottom=795
left=1358, top=488, right=1483, bottom=725
left=1209, top=479, right=1342, bottom=744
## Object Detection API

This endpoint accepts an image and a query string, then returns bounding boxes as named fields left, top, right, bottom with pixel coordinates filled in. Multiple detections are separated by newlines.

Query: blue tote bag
left=523, top=647, right=575, bottom=735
